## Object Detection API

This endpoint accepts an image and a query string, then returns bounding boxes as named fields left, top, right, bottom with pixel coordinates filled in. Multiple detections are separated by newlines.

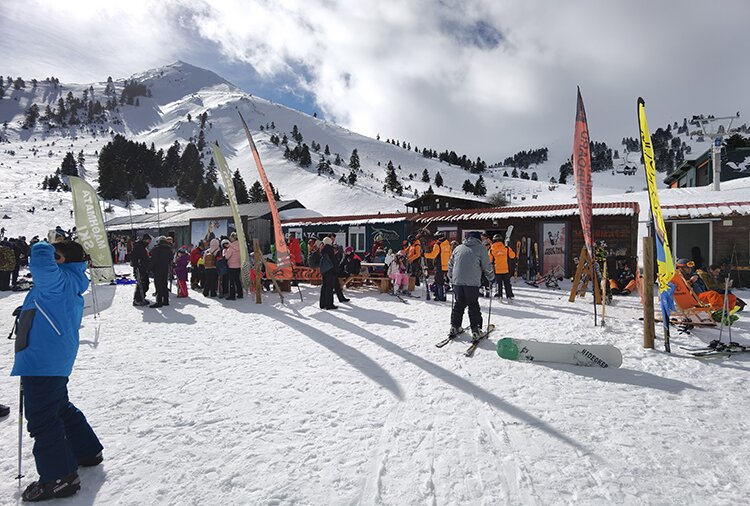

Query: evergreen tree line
left=381, top=136, right=487, bottom=173
left=41, top=151, right=84, bottom=191
left=502, top=147, right=549, bottom=168
left=501, top=168, right=539, bottom=181
left=420, top=168, right=444, bottom=187
left=18, top=76, right=151, bottom=130
left=462, top=175, right=487, bottom=197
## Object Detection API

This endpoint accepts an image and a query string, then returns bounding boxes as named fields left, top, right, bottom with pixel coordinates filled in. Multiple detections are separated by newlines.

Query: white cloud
left=2, top=0, right=749, bottom=164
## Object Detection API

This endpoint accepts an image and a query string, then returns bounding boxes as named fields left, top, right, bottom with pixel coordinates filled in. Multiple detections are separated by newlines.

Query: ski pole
left=16, top=379, right=24, bottom=481
left=486, top=280, right=493, bottom=332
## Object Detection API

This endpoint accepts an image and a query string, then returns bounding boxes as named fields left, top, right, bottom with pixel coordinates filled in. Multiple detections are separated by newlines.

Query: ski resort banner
left=211, top=143, right=252, bottom=290
left=69, top=176, right=115, bottom=284
left=239, top=111, right=293, bottom=280
left=541, top=222, right=567, bottom=277
left=572, top=87, right=594, bottom=256
left=637, top=98, right=675, bottom=293
left=190, top=219, right=235, bottom=246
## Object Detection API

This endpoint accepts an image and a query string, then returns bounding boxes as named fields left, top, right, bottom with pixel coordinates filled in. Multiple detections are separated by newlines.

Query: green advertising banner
left=69, top=176, right=115, bottom=284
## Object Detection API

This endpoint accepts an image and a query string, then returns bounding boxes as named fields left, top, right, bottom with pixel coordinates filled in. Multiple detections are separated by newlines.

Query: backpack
left=308, top=249, right=321, bottom=268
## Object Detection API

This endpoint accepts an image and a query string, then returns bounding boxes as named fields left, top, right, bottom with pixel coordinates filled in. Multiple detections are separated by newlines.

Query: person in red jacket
left=288, top=232, right=302, bottom=266
left=189, top=241, right=204, bottom=289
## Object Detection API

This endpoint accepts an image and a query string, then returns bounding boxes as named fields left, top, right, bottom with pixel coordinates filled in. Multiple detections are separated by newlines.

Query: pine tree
left=348, top=168, right=357, bottom=185
left=434, top=172, right=443, bottom=187
left=334, top=153, right=343, bottom=165
left=60, top=152, right=78, bottom=176
left=161, top=141, right=181, bottom=187
left=299, top=144, right=312, bottom=167
left=77, top=150, right=85, bottom=167
left=176, top=143, right=204, bottom=202
left=421, top=168, right=430, bottom=182
left=324, top=144, right=330, bottom=155
left=249, top=181, right=264, bottom=203
left=197, top=129, right=206, bottom=152
left=0, top=81, right=5, bottom=99
left=205, top=157, right=218, bottom=184
left=269, top=182, right=281, bottom=201
left=384, top=161, right=403, bottom=195
left=425, top=185, right=434, bottom=195
left=473, top=175, right=486, bottom=196
left=196, top=182, right=216, bottom=208
left=317, top=156, right=328, bottom=176
left=233, top=170, right=250, bottom=204
left=339, top=174, right=347, bottom=184
left=462, top=179, right=475, bottom=194
left=349, top=149, right=360, bottom=170
left=511, top=168, right=519, bottom=178
left=211, top=186, right=228, bottom=207
left=23, top=104, right=40, bottom=129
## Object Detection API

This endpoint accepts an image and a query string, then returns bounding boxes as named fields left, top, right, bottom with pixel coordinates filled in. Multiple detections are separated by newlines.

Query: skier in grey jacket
left=447, top=231, right=495, bottom=338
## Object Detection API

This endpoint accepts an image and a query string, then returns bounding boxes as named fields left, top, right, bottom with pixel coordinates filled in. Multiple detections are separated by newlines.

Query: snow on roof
left=282, top=213, right=416, bottom=227
left=662, top=201, right=750, bottom=219
left=415, top=202, right=639, bottom=224
left=105, top=201, right=303, bottom=231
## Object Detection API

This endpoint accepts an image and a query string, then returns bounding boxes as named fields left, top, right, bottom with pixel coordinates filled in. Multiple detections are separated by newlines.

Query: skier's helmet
left=492, top=234, right=503, bottom=242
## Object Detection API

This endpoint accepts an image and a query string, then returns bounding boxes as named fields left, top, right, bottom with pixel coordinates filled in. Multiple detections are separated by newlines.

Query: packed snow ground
left=1, top=267, right=748, bottom=505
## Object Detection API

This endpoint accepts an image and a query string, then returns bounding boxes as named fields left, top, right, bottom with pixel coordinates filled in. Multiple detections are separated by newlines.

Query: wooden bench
left=341, top=273, right=391, bottom=293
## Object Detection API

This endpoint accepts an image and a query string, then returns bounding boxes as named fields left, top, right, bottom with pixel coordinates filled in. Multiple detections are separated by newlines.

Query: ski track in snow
left=0, top=267, right=749, bottom=505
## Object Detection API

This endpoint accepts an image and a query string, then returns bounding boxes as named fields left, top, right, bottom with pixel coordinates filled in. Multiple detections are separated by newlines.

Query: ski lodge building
left=281, top=202, right=641, bottom=278
left=104, top=200, right=307, bottom=251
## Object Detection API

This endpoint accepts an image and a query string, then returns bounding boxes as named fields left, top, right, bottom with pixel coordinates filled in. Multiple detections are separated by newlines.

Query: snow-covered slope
left=0, top=61, right=742, bottom=241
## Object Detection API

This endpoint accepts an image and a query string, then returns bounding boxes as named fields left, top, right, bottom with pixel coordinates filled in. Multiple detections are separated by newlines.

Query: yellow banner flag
left=637, top=98, right=675, bottom=292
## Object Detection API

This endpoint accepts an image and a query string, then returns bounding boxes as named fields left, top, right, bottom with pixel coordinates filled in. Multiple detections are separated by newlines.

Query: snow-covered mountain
left=0, top=61, right=736, bottom=239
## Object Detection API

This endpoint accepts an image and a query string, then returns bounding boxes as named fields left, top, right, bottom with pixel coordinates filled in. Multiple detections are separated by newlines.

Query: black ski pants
left=227, top=268, right=243, bottom=299
left=495, top=272, right=514, bottom=298
left=410, top=260, right=421, bottom=286
left=320, top=269, right=336, bottom=308
left=451, top=285, right=482, bottom=331
left=203, top=269, right=218, bottom=297
left=154, top=272, right=169, bottom=305
left=133, top=268, right=149, bottom=303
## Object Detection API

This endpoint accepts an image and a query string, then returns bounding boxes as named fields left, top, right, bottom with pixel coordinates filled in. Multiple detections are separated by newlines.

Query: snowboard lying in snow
left=496, top=338, right=623, bottom=368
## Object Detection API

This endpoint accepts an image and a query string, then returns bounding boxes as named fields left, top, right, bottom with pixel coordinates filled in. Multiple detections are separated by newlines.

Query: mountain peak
left=130, top=61, right=236, bottom=102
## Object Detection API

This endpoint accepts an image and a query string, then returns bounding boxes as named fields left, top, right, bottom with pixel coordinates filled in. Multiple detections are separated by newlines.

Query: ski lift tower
left=693, top=112, right=740, bottom=190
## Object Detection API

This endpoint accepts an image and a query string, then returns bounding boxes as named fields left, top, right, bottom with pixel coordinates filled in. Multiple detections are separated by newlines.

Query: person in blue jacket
left=11, top=240, right=103, bottom=502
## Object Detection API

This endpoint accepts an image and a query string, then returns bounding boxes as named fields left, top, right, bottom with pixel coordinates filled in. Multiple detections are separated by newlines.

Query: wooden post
left=252, top=239, right=263, bottom=304
left=569, top=247, right=588, bottom=302
left=642, top=237, right=655, bottom=349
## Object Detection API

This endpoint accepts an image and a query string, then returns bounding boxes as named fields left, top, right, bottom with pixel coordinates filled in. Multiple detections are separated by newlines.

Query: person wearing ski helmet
left=489, top=233, right=516, bottom=299
left=448, top=231, right=495, bottom=339
left=424, top=231, right=451, bottom=301
left=12, top=240, right=104, bottom=502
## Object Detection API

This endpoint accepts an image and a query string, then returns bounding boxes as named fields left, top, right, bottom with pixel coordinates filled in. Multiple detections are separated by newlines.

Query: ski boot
left=22, top=473, right=81, bottom=502
left=449, top=326, right=464, bottom=337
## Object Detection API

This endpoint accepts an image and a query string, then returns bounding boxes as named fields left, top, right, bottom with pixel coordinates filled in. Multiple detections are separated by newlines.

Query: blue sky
left=2, top=0, right=750, bottom=162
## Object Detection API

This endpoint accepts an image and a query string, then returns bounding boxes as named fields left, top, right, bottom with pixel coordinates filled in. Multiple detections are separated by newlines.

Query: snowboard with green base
left=496, top=338, right=623, bottom=368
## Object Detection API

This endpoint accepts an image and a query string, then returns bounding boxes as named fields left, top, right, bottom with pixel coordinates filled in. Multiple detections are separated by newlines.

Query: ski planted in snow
left=464, top=324, right=496, bottom=357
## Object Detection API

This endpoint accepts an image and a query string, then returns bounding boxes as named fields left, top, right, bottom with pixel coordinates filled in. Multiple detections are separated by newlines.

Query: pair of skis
left=681, top=340, right=750, bottom=358
left=435, top=324, right=496, bottom=357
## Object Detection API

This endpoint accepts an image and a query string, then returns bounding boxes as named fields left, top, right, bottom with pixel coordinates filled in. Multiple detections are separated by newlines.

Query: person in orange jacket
left=424, top=231, right=451, bottom=301
left=489, top=233, right=516, bottom=299
left=406, top=234, right=422, bottom=286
